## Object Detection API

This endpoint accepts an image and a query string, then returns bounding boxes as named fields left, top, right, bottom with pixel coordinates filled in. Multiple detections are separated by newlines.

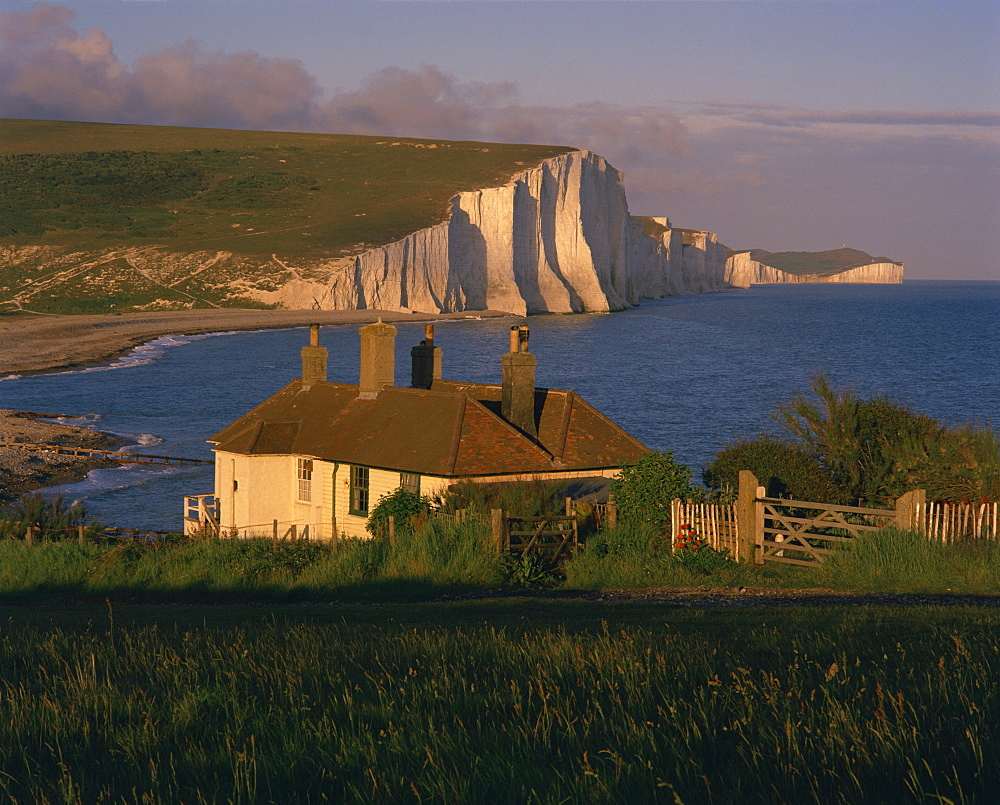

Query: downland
left=0, top=118, right=573, bottom=314
left=747, top=246, right=902, bottom=276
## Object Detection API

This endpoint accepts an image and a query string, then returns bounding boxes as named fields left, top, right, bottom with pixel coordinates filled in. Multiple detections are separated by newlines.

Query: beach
left=0, top=308, right=511, bottom=378
left=0, top=308, right=509, bottom=502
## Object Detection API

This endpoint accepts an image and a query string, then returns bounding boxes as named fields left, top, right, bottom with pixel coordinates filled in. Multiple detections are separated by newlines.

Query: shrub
left=611, top=450, right=695, bottom=530
left=0, top=494, right=101, bottom=540
left=703, top=437, right=844, bottom=502
left=774, top=374, right=1000, bottom=505
left=436, top=479, right=569, bottom=518
left=366, top=489, right=431, bottom=539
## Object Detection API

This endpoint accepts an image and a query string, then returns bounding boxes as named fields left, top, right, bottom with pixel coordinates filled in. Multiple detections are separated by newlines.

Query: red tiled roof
left=210, top=379, right=650, bottom=477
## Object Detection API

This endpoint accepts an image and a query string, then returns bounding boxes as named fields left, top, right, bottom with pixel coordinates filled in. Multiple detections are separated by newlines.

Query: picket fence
left=670, top=488, right=998, bottom=568
left=924, top=500, right=999, bottom=543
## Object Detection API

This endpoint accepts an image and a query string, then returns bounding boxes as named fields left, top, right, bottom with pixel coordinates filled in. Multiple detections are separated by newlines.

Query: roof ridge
left=462, top=395, right=556, bottom=463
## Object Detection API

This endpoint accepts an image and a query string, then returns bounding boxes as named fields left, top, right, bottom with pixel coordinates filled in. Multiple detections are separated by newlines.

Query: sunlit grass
left=0, top=605, right=995, bottom=802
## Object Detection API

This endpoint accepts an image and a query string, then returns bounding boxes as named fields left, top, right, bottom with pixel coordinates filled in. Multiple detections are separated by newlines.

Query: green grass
left=0, top=601, right=996, bottom=803
left=1, top=521, right=998, bottom=604
left=0, top=119, right=574, bottom=312
left=0, top=523, right=997, bottom=801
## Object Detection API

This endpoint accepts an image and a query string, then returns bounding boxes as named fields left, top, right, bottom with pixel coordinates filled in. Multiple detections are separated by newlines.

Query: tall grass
left=0, top=607, right=996, bottom=803
left=0, top=518, right=501, bottom=602
left=818, top=527, right=1000, bottom=593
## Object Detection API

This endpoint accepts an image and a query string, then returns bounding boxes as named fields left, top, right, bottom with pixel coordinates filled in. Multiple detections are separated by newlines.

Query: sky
left=1, top=0, right=998, bottom=280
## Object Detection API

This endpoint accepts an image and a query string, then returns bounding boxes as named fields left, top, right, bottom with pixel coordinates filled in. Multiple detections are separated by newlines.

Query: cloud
left=2, top=3, right=996, bottom=277
left=0, top=3, right=318, bottom=129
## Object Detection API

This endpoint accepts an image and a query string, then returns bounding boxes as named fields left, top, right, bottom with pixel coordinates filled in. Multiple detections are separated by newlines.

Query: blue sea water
left=1, top=281, right=997, bottom=530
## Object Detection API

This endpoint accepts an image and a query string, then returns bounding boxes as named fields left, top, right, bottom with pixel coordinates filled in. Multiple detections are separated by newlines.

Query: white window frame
left=297, top=458, right=313, bottom=502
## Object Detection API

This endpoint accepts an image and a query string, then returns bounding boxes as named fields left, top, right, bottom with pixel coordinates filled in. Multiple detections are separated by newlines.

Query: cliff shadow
left=448, top=205, right=490, bottom=310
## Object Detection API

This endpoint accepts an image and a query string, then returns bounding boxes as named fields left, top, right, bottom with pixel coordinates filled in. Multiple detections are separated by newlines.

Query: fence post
left=25, top=526, right=35, bottom=546
left=670, top=499, right=681, bottom=552
left=895, top=489, right=926, bottom=535
left=78, top=524, right=86, bottom=545
left=272, top=520, right=279, bottom=540
left=565, top=497, right=573, bottom=517
left=388, top=515, right=396, bottom=547
left=491, top=508, right=505, bottom=554
left=606, top=495, right=617, bottom=530
left=737, top=470, right=762, bottom=565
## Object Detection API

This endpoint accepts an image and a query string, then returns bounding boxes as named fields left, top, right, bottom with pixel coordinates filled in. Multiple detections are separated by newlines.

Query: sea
left=1, top=280, right=997, bottom=531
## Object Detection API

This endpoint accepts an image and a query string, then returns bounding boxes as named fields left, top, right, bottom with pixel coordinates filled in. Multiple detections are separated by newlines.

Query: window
left=400, top=472, right=420, bottom=494
left=297, top=458, right=313, bottom=501
left=350, top=465, right=370, bottom=515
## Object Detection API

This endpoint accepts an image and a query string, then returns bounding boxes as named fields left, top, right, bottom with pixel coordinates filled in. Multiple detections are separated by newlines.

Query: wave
left=47, top=330, right=250, bottom=377
left=133, top=433, right=165, bottom=447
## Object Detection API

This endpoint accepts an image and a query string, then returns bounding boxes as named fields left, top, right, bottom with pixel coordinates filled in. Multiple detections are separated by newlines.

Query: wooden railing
left=3, top=441, right=212, bottom=466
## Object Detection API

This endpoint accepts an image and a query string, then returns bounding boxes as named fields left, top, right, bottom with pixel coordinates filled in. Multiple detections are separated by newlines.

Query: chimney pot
left=301, top=324, right=327, bottom=389
left=501, top=326, right=537, bottom=437
left=359, top=321, right=396, bottom=398
left=411, top=324, right=442, bottom=389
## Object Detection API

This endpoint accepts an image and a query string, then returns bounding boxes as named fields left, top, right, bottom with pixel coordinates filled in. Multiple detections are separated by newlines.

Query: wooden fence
left=670, top=500, right=740, bottom=560
left=5, top=441, right=212, bottom=467
left=669, top=472, right=998, bottom=569
left=924, top=500, right=1000, bottom=543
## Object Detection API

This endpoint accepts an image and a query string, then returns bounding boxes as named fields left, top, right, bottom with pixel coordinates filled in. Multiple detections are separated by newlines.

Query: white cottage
left=186, top=322, right=650, bottom=539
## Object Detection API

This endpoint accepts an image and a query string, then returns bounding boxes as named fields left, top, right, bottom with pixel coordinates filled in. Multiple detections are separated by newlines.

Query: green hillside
left=0, top=119, right=573, bottom=313
left=747, top=247, right=901, bottom=277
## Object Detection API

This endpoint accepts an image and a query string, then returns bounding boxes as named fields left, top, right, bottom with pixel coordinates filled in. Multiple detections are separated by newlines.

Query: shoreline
left=0, top=308, right=514, bottom=378
left=0, top=410, right=126, bottom=504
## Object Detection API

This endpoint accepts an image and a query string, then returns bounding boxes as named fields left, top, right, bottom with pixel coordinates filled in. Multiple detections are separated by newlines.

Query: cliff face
left=249, top=150, right=730, bottom=315
left=725, top=251, right=904, bottom=287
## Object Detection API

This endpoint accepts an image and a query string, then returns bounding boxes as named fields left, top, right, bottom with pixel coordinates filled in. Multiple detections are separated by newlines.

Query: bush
left=0, top=494, right=101, bottom=540
left=366, top=489, right=431, bottom=539
left=774, top=374, right=1000, bottom=505
left=436, top=479, right=570, bottom=518
left=610, top=450, right=696, bottom=530
left=703, top=437, right=844, bottom=502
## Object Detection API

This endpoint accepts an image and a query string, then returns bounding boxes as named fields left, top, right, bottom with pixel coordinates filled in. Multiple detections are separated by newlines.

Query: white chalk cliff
left=249, top=150, right=731, bottom=315
left=725, top=251, right=904, bottom=287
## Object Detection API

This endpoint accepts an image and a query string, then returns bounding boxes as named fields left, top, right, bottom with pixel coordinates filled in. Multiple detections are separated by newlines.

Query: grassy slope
left=747, top=246, right=902, bottom=276
left=0, top=119, right=575, bottom=312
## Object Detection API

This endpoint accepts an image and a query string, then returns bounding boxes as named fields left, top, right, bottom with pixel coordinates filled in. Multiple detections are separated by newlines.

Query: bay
left=1, top=280, right=997, bottom=531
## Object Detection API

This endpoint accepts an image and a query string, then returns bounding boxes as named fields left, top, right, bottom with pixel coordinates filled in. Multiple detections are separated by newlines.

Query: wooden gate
left=758, top=497, right=897, bottom=567
left=500, top=514, right=579, bottom=562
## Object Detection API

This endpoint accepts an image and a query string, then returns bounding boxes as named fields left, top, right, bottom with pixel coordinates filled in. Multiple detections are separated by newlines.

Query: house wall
left=213, top=452, right=623, bottom=540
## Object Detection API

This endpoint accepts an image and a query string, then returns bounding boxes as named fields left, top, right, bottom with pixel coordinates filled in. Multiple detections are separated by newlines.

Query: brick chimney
left=501, top=325, right=537, bottom=438
left=358, top=319, right=396, bottom=399
left=411, top=324, right=443, bottom=389
left=300, top=324, right=327, bottom=389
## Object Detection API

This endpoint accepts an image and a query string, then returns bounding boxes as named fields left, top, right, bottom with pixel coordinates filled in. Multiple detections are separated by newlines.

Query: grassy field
left=0, top=600, right=996, bottom=803
left=1, top=525, right=996, bottom=801
left=0, top=119, right=573, bottom=313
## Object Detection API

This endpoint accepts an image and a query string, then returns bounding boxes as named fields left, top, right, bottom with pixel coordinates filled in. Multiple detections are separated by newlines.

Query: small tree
left=611, top=450, right=695, bottom=530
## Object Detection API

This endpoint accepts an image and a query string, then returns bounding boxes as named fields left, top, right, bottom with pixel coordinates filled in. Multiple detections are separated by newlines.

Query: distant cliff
left=248, top=150, right=730, bottom=315
left=725, top=247, right=903, bottom=287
